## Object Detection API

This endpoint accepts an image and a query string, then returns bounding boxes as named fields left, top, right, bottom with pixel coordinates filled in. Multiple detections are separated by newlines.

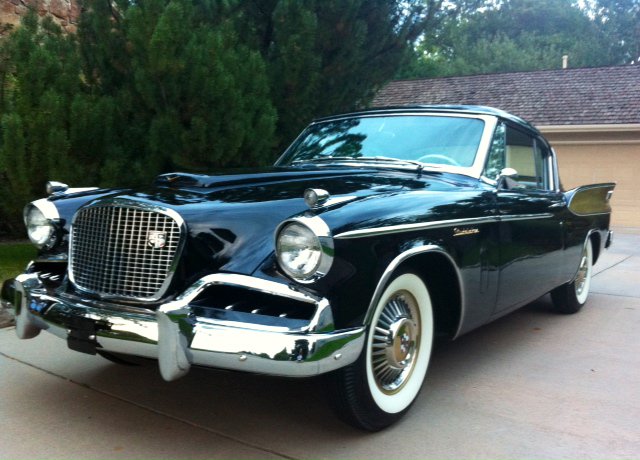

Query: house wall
left=541, top=126, right=640, bottom=229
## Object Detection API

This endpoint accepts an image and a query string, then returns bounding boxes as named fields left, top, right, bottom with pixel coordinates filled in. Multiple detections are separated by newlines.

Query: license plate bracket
left=66, top=316, right=99, bottom=355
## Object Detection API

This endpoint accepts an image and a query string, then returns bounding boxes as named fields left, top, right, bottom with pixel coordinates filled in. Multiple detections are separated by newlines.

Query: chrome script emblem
left=453, top=227, right=480, bottom=237
left=147, top=230, right=167, bottom=249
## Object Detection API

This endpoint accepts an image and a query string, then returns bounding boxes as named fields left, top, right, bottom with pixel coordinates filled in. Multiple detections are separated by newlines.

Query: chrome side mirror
left=46, top=181, right=69, bottom=195
left=45, top=181, right=98, bottom=196
left=497, top=168, right=519, bottom=190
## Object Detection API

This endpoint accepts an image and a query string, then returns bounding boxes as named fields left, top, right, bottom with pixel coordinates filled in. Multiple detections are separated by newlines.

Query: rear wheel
left=329, top=273, right=434, bottom=431
left=551, top=241, right=593, bottom=314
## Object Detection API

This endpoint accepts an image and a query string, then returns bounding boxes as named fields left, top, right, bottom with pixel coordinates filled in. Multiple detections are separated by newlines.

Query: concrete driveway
left=1, top=233, right=639, bottom=459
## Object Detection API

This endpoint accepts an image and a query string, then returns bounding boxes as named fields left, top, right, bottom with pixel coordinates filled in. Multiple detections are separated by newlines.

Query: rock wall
left=1, top=0, right=80, bottom=34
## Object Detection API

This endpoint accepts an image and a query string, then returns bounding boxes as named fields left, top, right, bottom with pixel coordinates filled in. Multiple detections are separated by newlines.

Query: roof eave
left=538, top=123, right=640, bottom=134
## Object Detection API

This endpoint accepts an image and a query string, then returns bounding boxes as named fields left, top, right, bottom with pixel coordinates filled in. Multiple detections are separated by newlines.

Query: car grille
left=69, top=203, right=182, bottom=301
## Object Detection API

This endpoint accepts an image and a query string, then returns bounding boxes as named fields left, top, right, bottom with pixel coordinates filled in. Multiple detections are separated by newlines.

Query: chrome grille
left=70, top=203, right=182, bottom=301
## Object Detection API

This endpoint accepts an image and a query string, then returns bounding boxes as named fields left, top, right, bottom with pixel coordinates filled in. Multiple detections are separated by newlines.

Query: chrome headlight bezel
left=23, top=199, right=60, bottom=249
left=275, top=216, right=334, bottom=283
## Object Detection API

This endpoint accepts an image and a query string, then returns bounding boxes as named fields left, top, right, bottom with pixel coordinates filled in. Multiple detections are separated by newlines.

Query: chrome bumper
left=4, top=272, right=365, bottom=381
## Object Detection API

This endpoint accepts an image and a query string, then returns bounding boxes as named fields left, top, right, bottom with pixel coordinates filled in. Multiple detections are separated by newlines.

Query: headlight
left=276, top=218, right=334, bottom=282
left=24, top=203, right=57, bottom=248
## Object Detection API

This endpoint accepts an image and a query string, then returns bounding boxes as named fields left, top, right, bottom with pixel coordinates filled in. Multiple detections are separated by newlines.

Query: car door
left=484, top=122, right=566, bottom=313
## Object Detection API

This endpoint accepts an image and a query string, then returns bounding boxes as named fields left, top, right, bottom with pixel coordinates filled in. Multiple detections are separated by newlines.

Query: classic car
left=1, top=105, right=614, bottom=431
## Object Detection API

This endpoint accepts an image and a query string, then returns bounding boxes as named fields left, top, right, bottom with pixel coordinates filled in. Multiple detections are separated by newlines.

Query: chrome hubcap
left=371, top=292, right=420, bottom=394
left=575, top=252, right=589, bottom=296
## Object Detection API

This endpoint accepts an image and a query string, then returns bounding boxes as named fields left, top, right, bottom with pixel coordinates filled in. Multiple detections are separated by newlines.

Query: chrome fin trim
left=567, top=183, right=616, bottom=217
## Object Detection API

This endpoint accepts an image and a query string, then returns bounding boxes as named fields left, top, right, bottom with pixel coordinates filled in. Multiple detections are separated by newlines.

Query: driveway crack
left=592, top=255, right=632, bottom=277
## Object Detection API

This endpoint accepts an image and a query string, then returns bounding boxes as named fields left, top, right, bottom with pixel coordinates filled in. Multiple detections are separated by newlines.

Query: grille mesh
left=70, top=204, right=182, bottom=300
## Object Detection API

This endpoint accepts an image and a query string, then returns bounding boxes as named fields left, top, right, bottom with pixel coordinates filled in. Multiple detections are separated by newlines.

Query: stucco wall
left=542, top=128, right=640, bottom=229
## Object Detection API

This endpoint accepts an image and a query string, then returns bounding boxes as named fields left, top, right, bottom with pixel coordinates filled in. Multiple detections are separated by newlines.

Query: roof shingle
left=371, top=65, right=640, bottom=126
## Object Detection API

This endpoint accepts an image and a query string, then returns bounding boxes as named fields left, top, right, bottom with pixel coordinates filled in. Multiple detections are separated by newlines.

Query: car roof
left=313, top=105, right=540, bottom=135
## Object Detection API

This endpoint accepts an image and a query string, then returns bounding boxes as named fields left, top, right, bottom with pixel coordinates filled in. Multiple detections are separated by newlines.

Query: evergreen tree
left=238, top=0, right=430, bottom=147
left=0, top=0, right=435, bottom=236
left=0, top=11, right=84, bottom=235
left=77, top=0, right=277, bottom=180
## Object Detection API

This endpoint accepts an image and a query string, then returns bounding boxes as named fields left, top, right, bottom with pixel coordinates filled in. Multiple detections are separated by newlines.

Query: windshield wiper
left=292, top=155, right=433, bottom=170
left=361, top=156, right=433, bottom=169
left=292, top=156, right=357, bottom=164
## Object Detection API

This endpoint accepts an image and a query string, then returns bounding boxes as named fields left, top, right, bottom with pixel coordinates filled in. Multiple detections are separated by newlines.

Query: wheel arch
left=588, top=230, right=601, bottom=265
left=364, top=245, right=464, bottom=340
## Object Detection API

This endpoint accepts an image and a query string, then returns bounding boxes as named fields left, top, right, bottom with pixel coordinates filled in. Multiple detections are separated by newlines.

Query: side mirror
left=46, top=181, right=69, bottom=195
left=497, top=168, right=519, bottom=190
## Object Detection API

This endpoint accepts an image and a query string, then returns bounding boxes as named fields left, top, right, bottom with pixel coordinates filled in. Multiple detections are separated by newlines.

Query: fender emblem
left=147, top=230, right=167, bottom=249
left=453, top=227, right=480, bottom=237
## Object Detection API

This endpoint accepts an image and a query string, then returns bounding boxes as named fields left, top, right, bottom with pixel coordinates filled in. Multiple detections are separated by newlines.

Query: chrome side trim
left=549, top=147, right=561, bottom=192
left=363, top=245, right=466, bottom=339
left=334, top=213, right=554, bottom=239
left=499, top=213, right=554, bottom=222
left=322, top=195, right=358, bottom=208
left=336, top=216, right=497, bottom=240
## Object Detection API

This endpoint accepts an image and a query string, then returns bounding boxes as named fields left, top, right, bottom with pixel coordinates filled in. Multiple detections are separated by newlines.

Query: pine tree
left=238, top=0, right=429, bottom=148
left=0, top=11, right=84, bottom=235
left=0, top=0, right=429, bottom=236
left=78, top=0, right=277, bottom=178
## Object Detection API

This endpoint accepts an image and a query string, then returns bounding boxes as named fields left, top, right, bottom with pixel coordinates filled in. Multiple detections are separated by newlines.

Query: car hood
left=66, top=166, right=476, bottom=280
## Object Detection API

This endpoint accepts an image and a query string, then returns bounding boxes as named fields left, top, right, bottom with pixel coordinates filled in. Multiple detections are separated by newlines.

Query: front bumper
left=2, top=272, right=364, bottom=381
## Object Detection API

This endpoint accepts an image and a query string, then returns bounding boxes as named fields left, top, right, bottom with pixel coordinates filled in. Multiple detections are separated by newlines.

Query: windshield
left=278, top=115, right=485, bottom=168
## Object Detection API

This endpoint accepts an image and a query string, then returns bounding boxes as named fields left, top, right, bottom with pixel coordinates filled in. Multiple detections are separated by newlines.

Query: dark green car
left=2, top=105, right=614, bottom=430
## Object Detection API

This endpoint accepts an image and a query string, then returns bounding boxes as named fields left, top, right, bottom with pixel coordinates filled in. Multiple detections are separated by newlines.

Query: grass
left=0, top=242, right=36, bottom=284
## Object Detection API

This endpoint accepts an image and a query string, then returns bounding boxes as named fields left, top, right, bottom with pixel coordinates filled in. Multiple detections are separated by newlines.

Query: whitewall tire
left=329, top=272, right=434, bottom=431
left=551, top=240, right=593, bottom=314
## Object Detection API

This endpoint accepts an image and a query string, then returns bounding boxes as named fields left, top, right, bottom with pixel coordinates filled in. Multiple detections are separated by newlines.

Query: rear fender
left=565, top=183, right=615, bottom=216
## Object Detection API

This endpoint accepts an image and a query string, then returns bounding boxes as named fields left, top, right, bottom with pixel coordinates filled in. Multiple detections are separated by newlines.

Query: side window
left=535, top=139, right=554, bottom=190
left=484, top=122, right=506, bottom=180
left=484, top=122, right=552, bottom=190
left=505, top=126, right=541, bottom=188
left=504, top=125, right=546, bottom=190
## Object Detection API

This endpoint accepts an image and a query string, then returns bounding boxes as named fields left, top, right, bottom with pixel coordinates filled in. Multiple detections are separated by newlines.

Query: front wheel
left=329, top=273, right=434, bottom=431
left=551, top=240, right=593, bottom=314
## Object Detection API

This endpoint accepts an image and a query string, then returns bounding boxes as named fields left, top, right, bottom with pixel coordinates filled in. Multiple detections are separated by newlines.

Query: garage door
left=551, top=142, right=640, bottom=228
